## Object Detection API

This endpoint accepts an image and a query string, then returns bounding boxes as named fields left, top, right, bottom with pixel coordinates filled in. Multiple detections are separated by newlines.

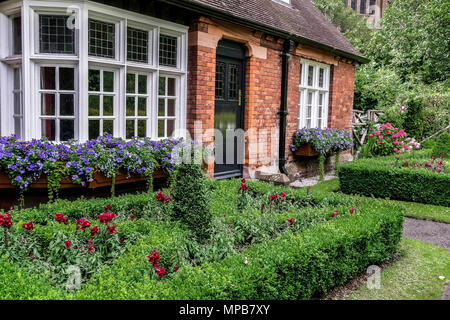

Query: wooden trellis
left=352, top=109, right=384, bottom=148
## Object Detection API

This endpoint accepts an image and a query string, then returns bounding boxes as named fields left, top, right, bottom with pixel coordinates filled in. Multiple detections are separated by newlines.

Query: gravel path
left=403, top=217, right=450, bottom=300
left=403, top=217, right=450, bottom=250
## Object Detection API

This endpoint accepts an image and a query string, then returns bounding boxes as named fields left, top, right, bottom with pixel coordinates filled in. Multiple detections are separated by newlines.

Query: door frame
left=214, top=39, right=246, bottom=179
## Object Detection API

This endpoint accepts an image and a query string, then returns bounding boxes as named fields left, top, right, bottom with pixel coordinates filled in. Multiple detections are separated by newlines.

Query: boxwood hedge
left=338, top=156, right=450, bottom=206
left=73, top=202, right=403, bottom=300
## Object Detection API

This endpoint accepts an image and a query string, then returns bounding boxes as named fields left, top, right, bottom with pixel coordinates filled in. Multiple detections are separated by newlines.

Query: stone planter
left=293, top=144, right=320, bottom=157
left=0, top=169, right=167, bottom=190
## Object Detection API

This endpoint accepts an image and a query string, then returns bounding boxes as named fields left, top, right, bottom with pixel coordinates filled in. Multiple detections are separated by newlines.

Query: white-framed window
left=298, top=59, right=330, bottom=129
left=158, top=75, right=179, bottom=138
left=39, top=66, right=77, bottom=141
left=125, top=71, right=151, bottom=138
left=13, top=67, right=23, bottom=137
left=87, top=68, right=116, bottom=139
left=0, top=1, right=188, bottom=141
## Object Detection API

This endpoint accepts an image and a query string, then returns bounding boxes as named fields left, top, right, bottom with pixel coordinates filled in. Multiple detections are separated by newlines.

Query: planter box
left=293, top=144, right=320, bottom=157
left=0, top=169, right=167, bottom=190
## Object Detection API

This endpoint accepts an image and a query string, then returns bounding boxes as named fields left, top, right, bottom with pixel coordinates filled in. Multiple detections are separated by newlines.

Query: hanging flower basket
left=0, top=169, right=166, bottom=190
left=293, top=144, right=320, bottom=157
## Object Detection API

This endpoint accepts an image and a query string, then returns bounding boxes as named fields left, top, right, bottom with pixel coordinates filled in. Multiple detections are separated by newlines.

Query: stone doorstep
left=254, top=171, right=291, bottom=186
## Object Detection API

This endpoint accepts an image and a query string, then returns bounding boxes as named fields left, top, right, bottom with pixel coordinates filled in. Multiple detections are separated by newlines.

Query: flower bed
left=0, top=179, right=403, bottom=300
left=0, top=135, right=193, bottom=202
left=291, top=128, right=353, bottom=155
left=339, top=151, right=450, bottom=206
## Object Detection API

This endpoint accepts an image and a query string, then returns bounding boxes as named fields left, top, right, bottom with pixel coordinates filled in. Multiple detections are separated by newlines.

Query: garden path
left=403, top=217, right=450, bottom=250
left=403, top=217, right=450, bottom=300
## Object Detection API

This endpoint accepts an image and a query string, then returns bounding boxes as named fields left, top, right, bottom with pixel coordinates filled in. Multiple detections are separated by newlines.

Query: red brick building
left=0, top=0, right=367, bottom=181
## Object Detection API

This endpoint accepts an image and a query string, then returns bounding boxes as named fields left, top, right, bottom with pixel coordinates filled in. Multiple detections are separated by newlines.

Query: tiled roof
left=183, top=0, right=366, bottom=62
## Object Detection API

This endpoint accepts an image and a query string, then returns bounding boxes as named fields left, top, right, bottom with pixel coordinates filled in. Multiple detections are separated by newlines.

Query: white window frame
left=298, top=59, right=330, bottom=129
left=38, top=64, right=78, bottom=142
left=0, top=0, right=188, bottom=142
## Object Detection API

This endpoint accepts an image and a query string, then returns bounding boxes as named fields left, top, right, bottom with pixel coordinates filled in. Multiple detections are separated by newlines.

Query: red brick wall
left=328, top=60, right=355, bottom=132
left=244, top=48, right=282, bottom=171
left=187, top=17, right=356, bottom=177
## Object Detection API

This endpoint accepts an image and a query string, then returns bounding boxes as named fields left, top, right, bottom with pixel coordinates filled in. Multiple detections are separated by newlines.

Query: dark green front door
left=214, top=40, right=245, bottom=179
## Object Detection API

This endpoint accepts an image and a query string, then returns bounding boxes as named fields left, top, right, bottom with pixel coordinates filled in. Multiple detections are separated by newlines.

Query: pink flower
left=349, top=208, right=355, bottom=215
left=379, top=136, right=383, bottom=139
left=394, top=148, right=398, bottom=152
left=377, top=141, right=381, bottom=145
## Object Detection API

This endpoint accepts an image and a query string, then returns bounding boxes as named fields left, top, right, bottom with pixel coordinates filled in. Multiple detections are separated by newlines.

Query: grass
left=349, top=238, right=450, bottom=300
left=311, top=178, right=450, bottom=224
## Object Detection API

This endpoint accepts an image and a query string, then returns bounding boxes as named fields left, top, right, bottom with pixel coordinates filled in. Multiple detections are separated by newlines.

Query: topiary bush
left=171, top=164, right=211, bottom=242
left=432, top=132, right=450, bottom=158
left=403, top=96, right=424, bottom=140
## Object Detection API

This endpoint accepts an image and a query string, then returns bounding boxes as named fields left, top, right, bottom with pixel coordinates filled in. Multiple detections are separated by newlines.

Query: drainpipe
left=278, top=40, right=293, bottom=175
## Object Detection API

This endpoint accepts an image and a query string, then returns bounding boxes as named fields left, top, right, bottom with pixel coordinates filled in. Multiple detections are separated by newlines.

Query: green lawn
left=349, top=238, right=450, bottom=300
left=311, top=178, right=450, bottom=224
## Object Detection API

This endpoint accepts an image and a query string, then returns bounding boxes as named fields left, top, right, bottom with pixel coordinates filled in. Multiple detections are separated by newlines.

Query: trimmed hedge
left=73, top=202, right=403, bottom=299
left=339, top=157, right=450, bottom=206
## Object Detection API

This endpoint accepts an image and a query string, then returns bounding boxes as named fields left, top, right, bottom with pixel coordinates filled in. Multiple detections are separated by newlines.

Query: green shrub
left=339, top=155, right=450, bottom=206
left=172, top=164, right=212, bottom=242
left=403, top=96, right=424, bottom=140
left=421, top=139, right=436, bottom=150
left=0, top=255, right=64, bottom=299
left=432, top=132, right=450, bottom=158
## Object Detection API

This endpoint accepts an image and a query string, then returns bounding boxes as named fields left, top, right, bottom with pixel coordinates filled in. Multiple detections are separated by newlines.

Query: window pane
left=14, top=93, right=21, bottom=115
left=126, top=73, right=135, bottom=93
left=59, top=68, right=75, bottom=90
left=228, top=64, right=238, bottom=100
left=60, top=119, right=74, bottom=141
left=137, top=120, right=146, bottom=137
left=89, top=120, right=100, bottom=140
left=158, top=99, right=165, bottom=116
left=215, top=62, right=225, bottom=100
left=88, top=19, right=115, bottom=58
left=13, top=16, right=22, bottom=55
left=42, top=119, right=56, bottom=140
left=138, top=98, right=146, bottom=116
left=167, top=78, right=176, bottom=96
left=89, top=70, right=100, bottom=91
left=159, top=77, right=166, bottom=96
left=41, top=67, right=56, bottom=90
left=88, top=95, right=100, bottom=116
left=60, top=94, right=74, bottom=116
left=103, top=71, right=114, bottom=92
left=319, top=68, right=324, bottom=88
left=14, top=69, right=21, bottom=90
left=41, top=94, right=55, bottom=116
left=126, top=97, right=135, bottom=116
left=138, top=75, right=147, bottom=94
left=103, top=96, right=114, bottom=116
left=158, top=119, right=165, bottom=138
left=159, top=34, right=177, bottom=67
left=126, top=120, right=134, bottom=139
left=39, top=15, right=75, bottom=54
left=103, top=120, right=114, bottom=135
left=307, top=65, right=314, bottom=86
left=360, top=0, right=367, bottom=14
left=127, top=27, right=148, bottom=63
left=167, top=119, right=175, bottom=137
left=168, top=99, right=175, bottom=117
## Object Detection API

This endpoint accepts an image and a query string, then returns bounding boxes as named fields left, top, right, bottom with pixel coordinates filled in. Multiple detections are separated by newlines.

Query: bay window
left=0, top=1, right=187, bottom=141
left=298, top=59, right=330, bottom=129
